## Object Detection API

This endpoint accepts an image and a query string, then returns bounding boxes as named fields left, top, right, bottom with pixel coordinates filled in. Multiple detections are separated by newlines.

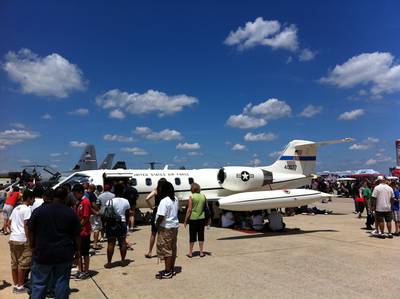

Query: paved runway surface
left=1, top=198, right=399, bottom=299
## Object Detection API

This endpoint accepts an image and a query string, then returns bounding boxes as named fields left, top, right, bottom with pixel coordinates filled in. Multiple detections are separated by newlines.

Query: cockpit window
left=61, top=174, right=91, bottom=187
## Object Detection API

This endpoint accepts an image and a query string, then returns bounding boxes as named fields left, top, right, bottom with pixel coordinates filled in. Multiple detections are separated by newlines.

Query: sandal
left=200, top=254, right=206, bottom=258
left=144, top=254, right=152, bottom=259
left=186, top=254, right=193, bottom=258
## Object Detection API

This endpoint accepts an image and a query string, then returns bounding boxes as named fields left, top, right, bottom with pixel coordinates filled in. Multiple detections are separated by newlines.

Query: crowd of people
left=0, top=174, right=399, bottom=297
left=0, top=179, right=212, bottom=297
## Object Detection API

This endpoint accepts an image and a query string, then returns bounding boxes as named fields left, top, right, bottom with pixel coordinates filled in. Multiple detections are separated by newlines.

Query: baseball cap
left=376, top=175, right=385, bottom=181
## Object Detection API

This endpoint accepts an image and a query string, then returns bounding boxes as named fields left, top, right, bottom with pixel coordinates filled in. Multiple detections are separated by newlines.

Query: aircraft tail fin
left=72, top=144, right=97, bottom=171
left=268, top=138, right=353, bottom=176
left=99, top=154, right=115, bottom=169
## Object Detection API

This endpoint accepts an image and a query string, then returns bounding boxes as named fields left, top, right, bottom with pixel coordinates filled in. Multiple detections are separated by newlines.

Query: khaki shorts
left=157, top=227, right=178, bottom=259
left=9, top=241, right=32, bottom=270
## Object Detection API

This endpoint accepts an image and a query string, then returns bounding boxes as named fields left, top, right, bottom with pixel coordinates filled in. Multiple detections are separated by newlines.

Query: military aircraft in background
left=55, top=138, right=353, bottom=211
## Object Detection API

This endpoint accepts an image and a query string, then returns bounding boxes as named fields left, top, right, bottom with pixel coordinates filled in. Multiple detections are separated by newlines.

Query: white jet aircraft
left=54, top=138, right=352, bottom=211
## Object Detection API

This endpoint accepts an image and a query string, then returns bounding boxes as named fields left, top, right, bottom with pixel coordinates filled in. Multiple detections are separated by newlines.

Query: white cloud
left=286, top=56, right=293, bottom=64
left=244, top=132, right=278, bottom=142
left=103, top=134, right=134, bottom=143
left=69, top=141, right=87, bottom=148
left=18, top=159, right=32, bottom=164
left=338, top=109, right=364, bottom=120
left=224, top=17, right=298, bottom=51
left=366, top=156, right=392, bottom=166
left=299, top=48, right=317, bottom=61
left=187, top=151, right=203, bottom=156
left=121, top=147, right=148, bottom=156
left=226, top=114, right=267, bottom=129
left=249, top=158, right=262, bottom=166
left=227, top=98, right=291, bottom=129
left=0, top=129, right=40, bottom=149
left=349, top=137, right=379, bottom=150
left=320, top=52, right=400, bottom=96
left=3, top=48, right=85, bottom=98
left=134, top=126, right=183, bottom=141
left=176, top=142, right=200, bottom=150
left=109, top=109, right=125, bottom=119
left=68, top=108, right=89, bottom=116
left=299, top=105, right=322, bottom=117
left=269, top=150, right=283, bottom=158
left=96, top=89, right=198, bottom=117
left=42, top=113, right=52, bottom=120
left=10, top=122, right=25, bottom=129
left=50, top=153, right=61, bottom=157
left=231, top=143, right=247, bottom=151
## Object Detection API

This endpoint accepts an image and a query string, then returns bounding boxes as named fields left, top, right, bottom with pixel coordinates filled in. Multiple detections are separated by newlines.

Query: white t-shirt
left=106, top=197, right=130, bottom=222
left=372, top=183, right=394, bottom=212
left=221, top=211, right=235, bottom=228
left=10, top=204, right=32, bottom=242
left=267, top=211, right=283, bottom=231
left=156, top=196, right=179, bottom=229
left=31, top=198, right=44, bottom=212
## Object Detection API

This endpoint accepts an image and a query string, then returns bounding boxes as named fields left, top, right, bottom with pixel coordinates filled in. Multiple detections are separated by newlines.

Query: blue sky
left=0, top=0, right=399, bottom=173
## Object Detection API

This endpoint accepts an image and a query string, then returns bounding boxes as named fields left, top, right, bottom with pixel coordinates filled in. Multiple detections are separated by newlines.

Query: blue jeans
left=31, top=261, right=72, bottom=299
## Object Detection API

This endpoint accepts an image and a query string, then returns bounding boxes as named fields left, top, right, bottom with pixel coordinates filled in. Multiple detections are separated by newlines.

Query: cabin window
left=188, top=177, right=194, bottom=185
left=130, top=178, right=137, bottom=186
left=145, top=178, right=152, bottom=186
left=175, top=178, right=181, bottom=186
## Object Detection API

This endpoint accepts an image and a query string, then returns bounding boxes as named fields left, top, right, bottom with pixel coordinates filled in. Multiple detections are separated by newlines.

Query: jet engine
left=217, top=166, right=273, bottom=192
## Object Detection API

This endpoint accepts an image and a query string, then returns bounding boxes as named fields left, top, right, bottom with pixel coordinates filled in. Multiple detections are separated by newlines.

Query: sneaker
left=156, top=271, right=173, bottom=279
left=371, top=230, right=378, bottom=236
left=377, top=233, right=385, bottom=239
left=74, top=271, right=90, bottom=280
left=387, top=233, right=393, bottom=239
left=13, top=286, right=28, bottom=294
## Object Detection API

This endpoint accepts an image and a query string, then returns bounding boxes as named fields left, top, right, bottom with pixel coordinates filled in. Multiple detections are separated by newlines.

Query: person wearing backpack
left=183, top=183, right=210, bottom=258
left=104, top=183, right=130, bottom=268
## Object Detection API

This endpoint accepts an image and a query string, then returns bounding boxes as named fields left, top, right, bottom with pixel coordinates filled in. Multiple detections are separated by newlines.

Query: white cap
left=376, top=175, right=385, bottom=181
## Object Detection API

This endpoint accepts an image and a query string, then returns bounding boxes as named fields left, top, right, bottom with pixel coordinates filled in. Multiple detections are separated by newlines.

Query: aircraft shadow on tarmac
left=217, top=229, right=338, bottom=241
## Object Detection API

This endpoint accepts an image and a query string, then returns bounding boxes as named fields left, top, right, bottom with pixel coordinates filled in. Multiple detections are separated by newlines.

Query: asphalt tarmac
left=1, top=197, right=399, bottom=299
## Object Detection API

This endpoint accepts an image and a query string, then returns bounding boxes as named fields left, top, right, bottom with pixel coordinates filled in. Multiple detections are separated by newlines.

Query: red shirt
left=75, top=197, right=91, bottom=237
left=5, top=191, right=20, bottom=207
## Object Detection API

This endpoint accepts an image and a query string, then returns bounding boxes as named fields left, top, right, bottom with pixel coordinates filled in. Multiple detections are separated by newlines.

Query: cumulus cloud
left=68, top=108, right=89, bottom=116
left=349, top=137, right=379, bottom=150
left=244, top=132, right=278, bottom=142
left=338, top=109, right=364, bottom=120
left=108, top=109, right=125, bottom=120
left=103, top=134, right=134, bottom=143
left=224, top=17, right=298, bottom=51
left=50, top=153, right=61, bottom=157
left=299, top=105, right=322, bottom=118
left=320, top=52, right=400, bottom=96
left=269, top=150, right=283, bottom=158
left=10, top=123, right=25, bottom=129
left=176, top=142, right=200, bottom=150
left=134, top=127, right=183, bottom=141
left=69, top=141, right=87, bottom=148
left=18, top=159, right=32, bottom=164
left=121, top=147, right=148, bottom=156
left=3, top=48, right=85, bottom=98
left=227, top=98, right=292, bottom=129
left=249, top=158, right=262, bottom=167
left=299, top=48, right=317, bottom=61
left=366, top=156, right=392, bottom=166
left=0, top=129, right=40, bottom=149
left=96, top=89, right=198, bottom=117
left=226, top=114, right=267, bottom=129
left=42, top=113, right=52, bottom=120
left=231, top=143, right=247, bottom=151
left=187, top=151, right=203, bottom=156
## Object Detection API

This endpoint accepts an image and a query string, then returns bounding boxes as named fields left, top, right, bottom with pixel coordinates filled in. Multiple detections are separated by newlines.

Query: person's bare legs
left=83, top=255, right=90, bottom=272
left=165, top=256, right=173, bottom=272
left=106, top=238, right=116, bottom=266
left=93, top=231, right=100, bottom=249
left=119, top=237, right=127, bottom=262
left=386, top=221, right=392, bottom=234
left=199, top=241, right=204, bottom=256
left=11, top=268, right=18, bottom=286
left=17, top=269, right=26, bottom=287
left=396, top=222, right=400, bottom=234
left=378, top=221, right=385, bottom=234
left=146, top=233, right=156, bottom=257
left=188, top=242, right=194, bottom=256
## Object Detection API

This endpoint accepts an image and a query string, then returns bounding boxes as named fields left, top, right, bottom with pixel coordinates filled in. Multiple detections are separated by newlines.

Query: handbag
left=102, top=199, right=121, bottom=222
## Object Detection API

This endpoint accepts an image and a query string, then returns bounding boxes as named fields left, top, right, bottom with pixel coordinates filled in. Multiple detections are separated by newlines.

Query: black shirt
left=124, top=186, right=139, bottom=207
left=29, top=202, right=81, bottom=264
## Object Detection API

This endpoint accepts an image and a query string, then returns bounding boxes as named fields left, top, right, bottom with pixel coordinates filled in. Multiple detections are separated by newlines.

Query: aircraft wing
left=217, top=189, right=334, bottom=211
